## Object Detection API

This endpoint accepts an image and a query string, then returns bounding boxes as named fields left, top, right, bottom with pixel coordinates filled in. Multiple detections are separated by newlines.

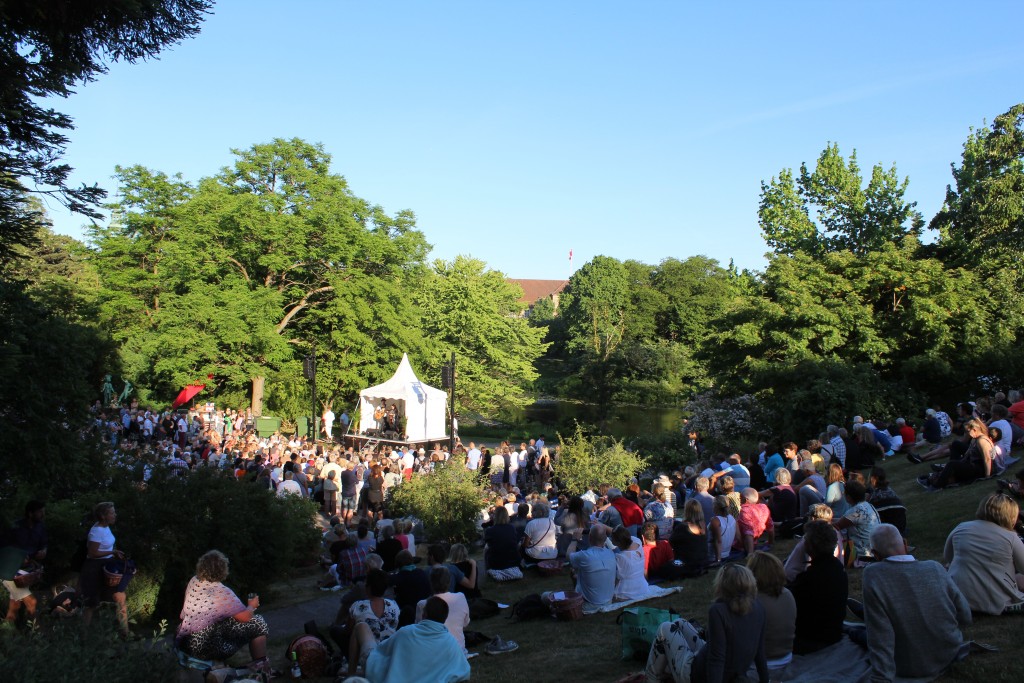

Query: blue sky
left=44, top=1, right=1024, bottom=279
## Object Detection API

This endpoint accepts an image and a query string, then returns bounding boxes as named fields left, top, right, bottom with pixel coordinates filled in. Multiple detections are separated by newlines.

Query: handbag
left=617, top=606, right=677, bottom=660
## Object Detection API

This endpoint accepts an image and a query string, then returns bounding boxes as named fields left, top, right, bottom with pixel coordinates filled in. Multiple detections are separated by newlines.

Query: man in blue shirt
left=563, top=526, right=616, bottom=608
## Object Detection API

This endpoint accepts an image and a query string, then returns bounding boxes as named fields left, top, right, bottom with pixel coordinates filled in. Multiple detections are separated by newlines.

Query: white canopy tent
left=358, top=354, right=448, bottom=442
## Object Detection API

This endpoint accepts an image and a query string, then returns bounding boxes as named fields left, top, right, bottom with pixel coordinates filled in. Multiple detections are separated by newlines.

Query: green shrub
left=554, top=423, right=648, bottom=495
left=43, top=467, right=321, bottom=624
left=388, top=462, right=487, bottom=544
left=0, top=619, right=178, bottom=683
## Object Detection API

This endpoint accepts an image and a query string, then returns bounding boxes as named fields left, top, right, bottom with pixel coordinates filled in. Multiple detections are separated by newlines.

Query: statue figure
left=101, top=374, right=115, bottom=406
left=119, top=379, right=133, bottom=404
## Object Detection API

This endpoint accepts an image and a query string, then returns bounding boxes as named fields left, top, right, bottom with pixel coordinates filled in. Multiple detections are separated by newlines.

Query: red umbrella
left=171, top=384, right=206, bottom=410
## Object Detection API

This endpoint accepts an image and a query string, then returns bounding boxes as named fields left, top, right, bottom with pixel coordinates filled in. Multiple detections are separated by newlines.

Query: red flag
left=171, top=384, right=205, bottom=410
left=569, top=249, right=573, bottom=261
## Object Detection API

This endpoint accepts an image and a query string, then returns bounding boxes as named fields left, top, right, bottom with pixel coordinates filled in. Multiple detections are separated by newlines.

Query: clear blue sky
left=44, top=1, right=1024, bottom=279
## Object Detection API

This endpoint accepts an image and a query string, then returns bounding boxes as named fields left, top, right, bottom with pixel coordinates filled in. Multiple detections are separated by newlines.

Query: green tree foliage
left=0, top=0, right=210, bottom=259
left=760, top=144, right=922, bottom=256
left=560, top=256, right=631, bottom=361
left=416, top=256, right=548, bottom=415
left=388, top=462, right=487, bottom=543
left=93, top=138, right=430, bottom=413
left=0, top=277, right=117, bottom=510
left=705, top=241, right=989, bottom=393
left=551, top=254, right=739, bottom=415
left=932, top=103, right=1024, bottom=269
left=554, top=424, right=648, bottom=495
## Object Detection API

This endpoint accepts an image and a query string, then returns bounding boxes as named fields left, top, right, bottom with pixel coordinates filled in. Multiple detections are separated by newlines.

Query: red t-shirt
left=899, top=425, right=916, bottom=446
left=643, top=540, right=674, bottom=576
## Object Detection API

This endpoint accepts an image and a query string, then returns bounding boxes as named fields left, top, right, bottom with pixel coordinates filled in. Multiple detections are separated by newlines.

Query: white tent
left=358, top=354, right=448, bottom=442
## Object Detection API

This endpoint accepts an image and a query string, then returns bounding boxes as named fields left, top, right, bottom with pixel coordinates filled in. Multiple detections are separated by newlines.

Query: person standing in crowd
left=2, top=500, right=47, bottom=625
left=80, top=502, right=131, bottom=636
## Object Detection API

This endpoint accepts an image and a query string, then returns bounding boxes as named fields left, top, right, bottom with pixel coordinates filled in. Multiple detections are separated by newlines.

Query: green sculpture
left=101, top=374, right=115, bottom=406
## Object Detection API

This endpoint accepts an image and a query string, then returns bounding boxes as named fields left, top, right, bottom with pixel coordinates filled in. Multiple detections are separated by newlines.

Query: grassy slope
left=464, top=452, right=1023, bottom=683
left=256, top=451, right=1023, bottom=682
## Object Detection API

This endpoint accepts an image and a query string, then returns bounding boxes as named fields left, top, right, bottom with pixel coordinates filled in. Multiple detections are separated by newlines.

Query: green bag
left=0, top=546, right=29, bottom=580
left=617, top=606, right=675, bottom=661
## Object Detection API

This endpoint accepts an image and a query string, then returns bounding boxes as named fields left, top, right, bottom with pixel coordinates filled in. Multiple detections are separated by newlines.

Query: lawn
left=257, top=450, right=1024, bottom=683
left=463, top=453, right=1023, bottom=683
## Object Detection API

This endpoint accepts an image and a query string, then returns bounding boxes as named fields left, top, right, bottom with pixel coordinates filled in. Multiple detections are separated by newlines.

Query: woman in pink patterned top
left=177, top=550, right=271, bottom=672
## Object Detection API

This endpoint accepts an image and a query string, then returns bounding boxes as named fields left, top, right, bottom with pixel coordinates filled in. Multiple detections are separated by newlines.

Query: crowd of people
left=5, top=389, right=1024, bottom=682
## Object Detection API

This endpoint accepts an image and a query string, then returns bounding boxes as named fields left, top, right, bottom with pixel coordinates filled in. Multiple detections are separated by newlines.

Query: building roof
left=507, top=278, right=568, bottom=304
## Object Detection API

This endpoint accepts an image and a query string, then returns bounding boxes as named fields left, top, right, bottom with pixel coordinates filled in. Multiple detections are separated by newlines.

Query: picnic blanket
left=770, top=636, right=938, bottom=683
left=582, top=585, right=684, bottom=615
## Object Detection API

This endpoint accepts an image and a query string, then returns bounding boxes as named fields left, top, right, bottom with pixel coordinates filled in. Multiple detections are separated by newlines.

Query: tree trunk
left=251, top=376, right=265, bottom=416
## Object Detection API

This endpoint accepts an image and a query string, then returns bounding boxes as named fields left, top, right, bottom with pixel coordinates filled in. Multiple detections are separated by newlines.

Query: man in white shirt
left=322, top=407, right=335, bottom=440
left=276, top=472, right=302, bottom=497
left=465, top=443, right=481, bottom=471
left=508, top=448, right=520, bottom=488
left=401, top=448, right=415, bottom=479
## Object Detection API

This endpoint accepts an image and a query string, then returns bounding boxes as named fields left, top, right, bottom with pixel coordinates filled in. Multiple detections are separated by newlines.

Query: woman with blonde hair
left=921, top=419, right=993, bottom=490
left=535, top=447, right=552, bottom=489
left=177, top=550, right=272, bottom=675
left=945, top=493, right=1024, bottom=614
left=669, top=499, right=708, bottom=576
left=708, top=495, right=738, bottom=563
left=646, top=564, right=768, bottom=682
left=824, top=464, right=848, bottom=518
left=747, top=551, right=795, bottom=669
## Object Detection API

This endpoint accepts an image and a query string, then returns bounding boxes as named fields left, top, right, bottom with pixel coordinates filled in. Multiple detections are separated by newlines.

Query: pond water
left=498, top=399, right=687, bottom=440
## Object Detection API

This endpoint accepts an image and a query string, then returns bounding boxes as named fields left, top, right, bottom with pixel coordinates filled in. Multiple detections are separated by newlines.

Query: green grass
left=258, top=448, right=1024, bottom=683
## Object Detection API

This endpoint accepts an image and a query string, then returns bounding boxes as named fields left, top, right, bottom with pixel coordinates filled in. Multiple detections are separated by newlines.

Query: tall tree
left=0, top=0, right=210, bottom=259
left=760, top=144, right=922, bottom=257
left=416, top=256, right=548, bottom=415
left=560, top=255, right=630, bottom=361
left=931, top=103, right=1024, bottom=270
left=97, top=138, right=430, bottom=413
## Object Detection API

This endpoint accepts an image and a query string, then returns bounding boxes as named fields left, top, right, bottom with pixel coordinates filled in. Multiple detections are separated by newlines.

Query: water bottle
left=290, top=651, right=302, bottom=679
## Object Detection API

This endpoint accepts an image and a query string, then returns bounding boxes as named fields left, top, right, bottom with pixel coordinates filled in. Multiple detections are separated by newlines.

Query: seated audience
left=793, top=460, right=826, bottom=517
left=945, top=493, right=1024, bottom=615
left=737, top=488, right=774, bottom=556
left=919, top=419, right=993, bottom=490
left=783, top=504, right=844, bottom=582
left=643, top=483, right=674, bottom=540
left=760, top=468, right=798, bottom=524
left=708, top=495, right=739, bottom=564
left=415, top=566, right=470, bottom=651
left=788, top=520, right=847, bottom=655
left=176, top=551, right=270, bottom=673
left=483, top=506, right=521, bottom=581
left=747, top=551, right=795, bottom=670
left=447, top=543, right=480, bottom=599
left=566, top=526, right=616, bottom=609
left=388, top=550, right=431, bottom=627
left=668, top=499, right=708, bottom=576
left=833, top=478, right=880, bottom=559
left=858, top=524, right=971, bottom=681
left=690, top=477, right=715, bottom=527
left=645, top=564, right=769, bottom=683
left=522, top=502, right=557, bottom=561
left=347, top=569, right=400, bottom=677
left=612, top=525, right=650, bottom=601
left=366, top=596, right=470, bottom=683
left=640, top=521, right=676, bottom=579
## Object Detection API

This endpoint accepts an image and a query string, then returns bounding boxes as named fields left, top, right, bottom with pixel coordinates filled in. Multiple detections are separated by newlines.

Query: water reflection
left=500, top=400, right=686, bottom=439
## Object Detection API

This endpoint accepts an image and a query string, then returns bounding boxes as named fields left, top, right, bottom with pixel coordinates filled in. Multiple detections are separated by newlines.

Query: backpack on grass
left=509, top=593, right=549, bottom=621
